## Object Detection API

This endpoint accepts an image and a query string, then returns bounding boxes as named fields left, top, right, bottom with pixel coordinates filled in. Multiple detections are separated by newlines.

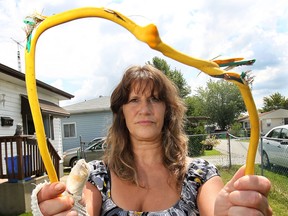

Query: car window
left=88, top=138, right=101, bottom=146
left=280, top=128, right=288, bottom=139
left=267, top=128, right=281, bottom=138
left=89, top=140, right=104, bottom=150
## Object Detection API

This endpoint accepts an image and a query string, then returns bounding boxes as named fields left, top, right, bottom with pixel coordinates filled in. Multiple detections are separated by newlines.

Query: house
left=61, top=96, right=112, bottom=151
left=0, top=63, right=73, bottom=214
left=0, top=63, right=73, bottom=154
left=259, top=109, right=288, bottom=134
left=238, top=109, right=288, bottom=135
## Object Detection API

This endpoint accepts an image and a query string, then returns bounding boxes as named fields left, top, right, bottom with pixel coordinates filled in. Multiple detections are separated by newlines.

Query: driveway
left=198, top=138, right=261, bottom=167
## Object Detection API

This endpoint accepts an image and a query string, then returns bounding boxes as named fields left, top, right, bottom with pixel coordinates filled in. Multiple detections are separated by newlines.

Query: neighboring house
left=0, top=63, right=74, bottom=158
left=259, top=109, right=288, bottom=134
left=237, top=115, right=251, bottom=131
left=61, top=96, right=112, bottom=151
left=238, top=109, right=288, bottom=135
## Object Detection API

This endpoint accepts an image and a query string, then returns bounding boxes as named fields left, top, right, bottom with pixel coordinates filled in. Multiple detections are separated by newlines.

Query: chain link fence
left=258, top=136, right=288, bottom=175
left=188, top=133, right=288, bottom=175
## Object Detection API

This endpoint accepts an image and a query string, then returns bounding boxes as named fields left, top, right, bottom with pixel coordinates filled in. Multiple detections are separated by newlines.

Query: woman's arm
left=83, top=182, right=103, bottom=216
left=197, top=176, right=224, bottom=215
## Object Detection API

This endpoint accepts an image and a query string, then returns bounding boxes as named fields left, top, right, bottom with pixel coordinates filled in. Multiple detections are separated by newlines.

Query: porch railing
left=0, top=135, right=60, bottom=182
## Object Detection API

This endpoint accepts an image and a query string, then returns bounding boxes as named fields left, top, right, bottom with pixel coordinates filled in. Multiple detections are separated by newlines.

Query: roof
left=0, top=63, right=74, bottom=100
left=39, top=98, right=70, bottom=117
left=21, top=95, right=70, bottom=117
left=63, top=96, right=111, bottom=114
left=238, top=109, right=288, bottom=122
left=259, top=108, right=288, bottom=119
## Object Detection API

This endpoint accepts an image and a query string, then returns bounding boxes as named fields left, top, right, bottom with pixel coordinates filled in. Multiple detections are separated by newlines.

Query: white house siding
left=51, top=118, right=63, bottom=158
left=62, top=111, right=112, bottom=151
left=0, top=78, right=65, bottom=156
left=0, top=79, right=25, bottom=136
left=260, top=109, right=288, bottom=134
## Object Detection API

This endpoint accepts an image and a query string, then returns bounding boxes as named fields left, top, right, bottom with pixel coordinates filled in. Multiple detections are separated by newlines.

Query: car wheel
left=70, top=157, right=78, bottom=168
left=262, top=152, right=271, bottom=169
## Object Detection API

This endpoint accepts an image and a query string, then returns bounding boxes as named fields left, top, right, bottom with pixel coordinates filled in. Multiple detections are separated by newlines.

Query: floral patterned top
left=88, top=158, right=219, bottom=216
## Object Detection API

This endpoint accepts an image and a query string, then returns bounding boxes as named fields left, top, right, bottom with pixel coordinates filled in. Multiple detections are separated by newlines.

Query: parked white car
left=259, top=125, right=288, bottom=169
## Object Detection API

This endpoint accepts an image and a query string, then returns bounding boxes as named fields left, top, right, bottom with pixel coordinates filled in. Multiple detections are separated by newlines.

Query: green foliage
left=262, top=92, right=288, bottom=112
left=195, top=79, right=246, bottom=130
left=148, top=57, right=191, bottom=98
left=229, top=122, right=242, bottom=136
left=188, top=135, right=205, bottom=156
left=18, top=213, right=32, bottom=216
left=184, top=96, right=205, bottom=117
left=201, top=135, right=220, bottom=149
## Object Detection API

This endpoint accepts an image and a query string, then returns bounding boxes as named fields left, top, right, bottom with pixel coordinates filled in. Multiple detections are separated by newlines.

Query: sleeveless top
left=88, top=158, right=219, bottom=216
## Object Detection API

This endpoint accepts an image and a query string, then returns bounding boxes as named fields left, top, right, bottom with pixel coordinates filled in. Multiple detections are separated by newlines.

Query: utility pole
left=11, top=38, right=24, bottom=72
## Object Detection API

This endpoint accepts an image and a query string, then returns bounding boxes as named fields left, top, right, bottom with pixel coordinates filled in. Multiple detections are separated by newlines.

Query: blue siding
left=62, top=111, right=112, bottom=151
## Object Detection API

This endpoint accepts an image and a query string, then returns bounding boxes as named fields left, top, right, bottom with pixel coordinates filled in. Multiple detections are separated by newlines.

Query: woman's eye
left=128, top=98, right=138, bottom=103
left=150, top=97, right=160, bottom=102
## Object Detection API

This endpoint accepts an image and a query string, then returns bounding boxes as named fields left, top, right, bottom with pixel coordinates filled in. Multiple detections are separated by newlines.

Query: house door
left=21, top=96, right=35, bottom=135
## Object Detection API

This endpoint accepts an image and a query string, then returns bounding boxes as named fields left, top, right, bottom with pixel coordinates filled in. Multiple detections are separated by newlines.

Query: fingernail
left=234, top=180, right=239, bottom=188
left=69, top=196, right=75, bottom=204
left=55, top=183, right=64, bottom=191
left=70, top=210, right=78, bottom=216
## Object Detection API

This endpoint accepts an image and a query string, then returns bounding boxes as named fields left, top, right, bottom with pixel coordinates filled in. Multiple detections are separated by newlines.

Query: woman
left=35, top=65, right=272, bottom=215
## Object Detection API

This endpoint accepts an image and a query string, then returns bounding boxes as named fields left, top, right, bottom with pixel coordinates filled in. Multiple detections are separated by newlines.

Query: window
left=266, top=119, right=271, bottom=127
left=280, top=128, right=288, bottom=139
left=63, top=123, right=76, bottom=138
left=43, top=114, right=54, bottom=140
left=267, top=128, right=281, bottom=138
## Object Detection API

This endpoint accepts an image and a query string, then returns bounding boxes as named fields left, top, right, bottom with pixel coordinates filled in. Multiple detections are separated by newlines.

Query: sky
left=0, top=0, right=287, bottom=109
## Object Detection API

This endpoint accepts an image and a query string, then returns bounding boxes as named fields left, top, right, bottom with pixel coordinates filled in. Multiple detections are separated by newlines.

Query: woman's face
left=122, top=83, right=166, bottom=143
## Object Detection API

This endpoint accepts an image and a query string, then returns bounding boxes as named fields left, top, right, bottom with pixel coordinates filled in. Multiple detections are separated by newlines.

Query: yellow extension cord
left=25, top=7, right=259, bottom=182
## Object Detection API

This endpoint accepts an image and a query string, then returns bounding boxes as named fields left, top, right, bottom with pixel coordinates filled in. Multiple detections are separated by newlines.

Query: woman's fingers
left=234, top=175, right=271, bottom=197
left=38, top=182, right=66, bottom=202
left=229, top=190, right=271, bottom=215
left=39, top=196, right=74, bottom=216
left=228, top=175, right=272, bottom=216
left=221, top=166, right=272, bottom=216
left=228, top=206, right=272, bottom=216
left=37, top=182, right=75, bottom=216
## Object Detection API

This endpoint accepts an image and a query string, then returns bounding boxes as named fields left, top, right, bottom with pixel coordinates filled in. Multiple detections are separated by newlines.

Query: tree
left=148, top=57, right=191, bottom=98
left=185, top=95, right=204, bottom=117
left=262, top=92, right=288, bottom=112
left=195, top=79, right=246, bottom=130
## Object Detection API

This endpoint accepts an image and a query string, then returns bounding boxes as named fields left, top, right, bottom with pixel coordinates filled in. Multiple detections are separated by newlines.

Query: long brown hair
left=103, top=64, right=188, bottom=187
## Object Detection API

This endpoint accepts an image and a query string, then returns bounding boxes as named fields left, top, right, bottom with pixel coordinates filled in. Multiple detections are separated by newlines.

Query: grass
left=218, top=165, right=288, bottom=216
left=203, top=149, right=222, bottom=156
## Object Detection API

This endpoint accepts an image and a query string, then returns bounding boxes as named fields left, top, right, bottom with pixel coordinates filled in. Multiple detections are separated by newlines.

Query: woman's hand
left=37, top=182, right=77, bottom=216
left=214, top=166, right=273, bottom=216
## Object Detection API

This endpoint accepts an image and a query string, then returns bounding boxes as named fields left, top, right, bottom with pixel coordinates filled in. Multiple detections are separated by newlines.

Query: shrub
left=201, top=135, right=220, bottom=150
left=188, top=135, right=205, bottom=156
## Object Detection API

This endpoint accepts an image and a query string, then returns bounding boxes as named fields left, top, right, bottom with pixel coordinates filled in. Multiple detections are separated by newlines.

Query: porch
left=0, top=135, right=61, bottom=215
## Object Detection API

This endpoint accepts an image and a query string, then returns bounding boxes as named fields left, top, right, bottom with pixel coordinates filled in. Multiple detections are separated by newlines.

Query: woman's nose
left=138, top=101, right=151, bottom=114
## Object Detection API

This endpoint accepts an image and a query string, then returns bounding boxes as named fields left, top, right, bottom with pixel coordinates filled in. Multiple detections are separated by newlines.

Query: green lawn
left=204, top=149, right=222, bottom=156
